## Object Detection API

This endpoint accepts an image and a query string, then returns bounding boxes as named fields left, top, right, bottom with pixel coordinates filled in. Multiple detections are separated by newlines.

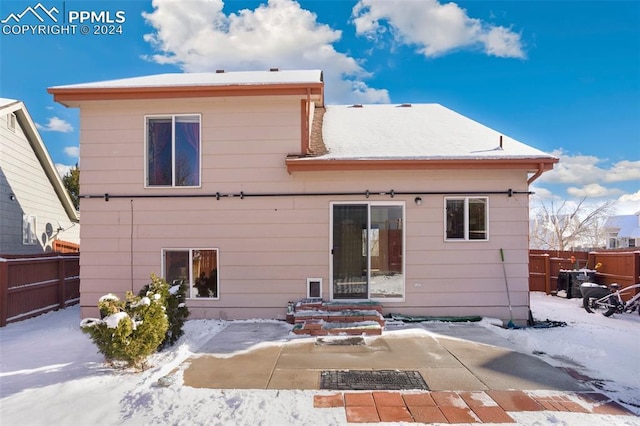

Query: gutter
left=527, top=163, right=547, bottom=185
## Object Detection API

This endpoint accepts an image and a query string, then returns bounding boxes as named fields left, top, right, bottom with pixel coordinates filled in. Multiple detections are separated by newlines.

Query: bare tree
left=530, top=198, right=616, bottom=251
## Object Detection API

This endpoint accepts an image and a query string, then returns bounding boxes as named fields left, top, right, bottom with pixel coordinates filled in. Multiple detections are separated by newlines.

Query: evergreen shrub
left=80, top=276, right=170, bottom=369
left=138, top=274, right=190, bottom=349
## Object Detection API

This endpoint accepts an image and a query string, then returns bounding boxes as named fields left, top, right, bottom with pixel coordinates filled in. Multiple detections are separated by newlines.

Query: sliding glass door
left=331, top=203, right=404, bottom=300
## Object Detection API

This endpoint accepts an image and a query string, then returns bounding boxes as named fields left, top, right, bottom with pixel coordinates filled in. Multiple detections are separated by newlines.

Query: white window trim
left=444, top=196, right=489, bottom=242
left=144, top=114, right=202, bottom=189
left=162, top=248, right=219, bottom=300
left=329, top=201, right=406, bottom=303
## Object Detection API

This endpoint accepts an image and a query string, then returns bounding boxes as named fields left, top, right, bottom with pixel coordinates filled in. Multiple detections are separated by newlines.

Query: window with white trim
left=163, top=249, right=218, bottom=299
left=23, top=214, right=37, bottom=245
left=445, top=197, right=488, bottom=241
left=146, top=115, right=201, bottom=187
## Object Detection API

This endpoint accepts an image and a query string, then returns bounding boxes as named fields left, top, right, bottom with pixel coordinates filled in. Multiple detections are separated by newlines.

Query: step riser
left=290, top=299, right=385, bottom=336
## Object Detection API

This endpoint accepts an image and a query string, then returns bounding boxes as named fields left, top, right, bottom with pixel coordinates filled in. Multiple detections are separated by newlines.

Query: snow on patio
left=0, top=292, right=639, bottom=425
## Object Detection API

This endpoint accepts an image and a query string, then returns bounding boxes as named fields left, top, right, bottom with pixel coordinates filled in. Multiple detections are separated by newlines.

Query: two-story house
left=49, top=69, right=557, bottom=325
left=603, top=212, right=640, bottom=249
left=0, top=98, right=79, bottom=254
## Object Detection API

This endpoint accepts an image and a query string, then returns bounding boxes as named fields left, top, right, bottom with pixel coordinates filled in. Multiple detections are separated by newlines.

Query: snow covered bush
left=80, top=283, right=168, bottom=370
left=138, top=273, right=189, bottom=349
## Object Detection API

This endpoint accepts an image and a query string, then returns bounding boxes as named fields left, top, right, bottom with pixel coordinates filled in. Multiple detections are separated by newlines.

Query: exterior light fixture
left=414, top=196, right=422, bottom=206
left=9, top=193, right=15, bottom=201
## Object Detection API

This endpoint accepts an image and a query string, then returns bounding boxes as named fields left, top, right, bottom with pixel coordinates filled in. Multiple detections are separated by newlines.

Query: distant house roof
left=604, top=213, right=640, bottom=239
left=0, top=98, right=78, bottom=223
left=48, top=69, right=324, bottom=107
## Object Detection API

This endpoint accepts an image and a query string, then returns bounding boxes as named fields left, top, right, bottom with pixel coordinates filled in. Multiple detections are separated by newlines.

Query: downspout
left=527, top=163, right=545, bottom=185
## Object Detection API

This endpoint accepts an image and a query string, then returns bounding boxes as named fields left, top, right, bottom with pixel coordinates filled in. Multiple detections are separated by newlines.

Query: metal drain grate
left=320, top=370, right=429, bottom=390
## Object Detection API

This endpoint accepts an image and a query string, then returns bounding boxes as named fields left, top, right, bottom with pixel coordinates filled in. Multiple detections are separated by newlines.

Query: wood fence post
left=544, top=254, right=551, bottom=295
left=58, top=256, right=66, bottom=309
left=0, top=260, right=8, bottom=327
left=588, top=252, right=596, bottom=270
left=634, top=252, right=640, bottom=289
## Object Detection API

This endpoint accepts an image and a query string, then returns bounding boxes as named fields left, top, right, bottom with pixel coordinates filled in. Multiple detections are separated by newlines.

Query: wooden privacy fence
left=53, top=240, right=80, bottom=253
left=0, top=254, right=80, bottom=326
left=529, top=250, right=640, bottom=299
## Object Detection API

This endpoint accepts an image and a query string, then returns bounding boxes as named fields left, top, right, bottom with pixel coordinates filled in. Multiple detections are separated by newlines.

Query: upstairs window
left=445, top=197, right=488, bottom=241
left=146, top=115, right=201, bottom=187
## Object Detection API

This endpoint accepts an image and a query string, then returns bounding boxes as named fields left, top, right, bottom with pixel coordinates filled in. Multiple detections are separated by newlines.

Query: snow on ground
left=0, top=292, right=639, bottom=425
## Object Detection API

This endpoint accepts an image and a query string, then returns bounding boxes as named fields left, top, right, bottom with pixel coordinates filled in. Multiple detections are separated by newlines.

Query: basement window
left=163, top=248, right=219, bottom=299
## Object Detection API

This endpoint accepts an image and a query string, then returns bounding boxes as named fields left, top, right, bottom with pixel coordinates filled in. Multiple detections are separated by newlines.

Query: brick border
left=313, top=390, right=635, bottom=423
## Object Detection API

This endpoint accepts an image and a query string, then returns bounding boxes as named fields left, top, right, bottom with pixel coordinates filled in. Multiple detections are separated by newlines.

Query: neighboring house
left=48, top=69, right=557, bottom=324
left=0, top=98, right=79, bottom=254
left=603, top=212, right=640, bottom=249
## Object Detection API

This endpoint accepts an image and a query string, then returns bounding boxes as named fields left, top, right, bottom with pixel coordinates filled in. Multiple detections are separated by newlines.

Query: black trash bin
left=558, top=270, right=596, bottom=299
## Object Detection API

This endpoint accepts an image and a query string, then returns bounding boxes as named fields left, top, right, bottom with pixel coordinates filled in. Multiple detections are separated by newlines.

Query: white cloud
left=64, top=146, right=79, bottom=158
left=55, top=163, right=73, bottom=178
left=529, top=186, right=556, bottom=201
left=36, top=117, right=73, bottom=133
left=538, top=150, right=640, bottom=186
left=537, top=150, right=604, bottom=185
left=566, top=183, right=623, bottom=198
left=619, top=190, right=640, bottom=203
left=142, top=0, right=389, bottom=103
left=603, top=160, right=640, bottom=183
left=351, top=0, right=525, bottom=59
left=616, top=190, right=640, bottom=215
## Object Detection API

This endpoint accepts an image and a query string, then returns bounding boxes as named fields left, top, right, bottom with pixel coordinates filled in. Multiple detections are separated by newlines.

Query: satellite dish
left=46, top=223, right=53, bottom=237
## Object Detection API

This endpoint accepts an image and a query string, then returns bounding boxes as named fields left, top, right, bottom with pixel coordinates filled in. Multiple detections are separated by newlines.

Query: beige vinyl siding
left=77, top=96, right=532, bottom=323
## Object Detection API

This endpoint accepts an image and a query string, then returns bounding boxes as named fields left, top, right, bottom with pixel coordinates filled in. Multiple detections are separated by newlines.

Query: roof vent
left=215, top=69, right=225, bottom=73
left=351, top=104, right=363, bottom=108
left=270, top=67, right=279, bottom=72
left=398, top=103, right=412, bottom=107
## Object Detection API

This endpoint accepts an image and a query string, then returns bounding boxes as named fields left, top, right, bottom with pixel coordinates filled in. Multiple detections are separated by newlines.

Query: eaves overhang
left=48, top=82, right=325, bottom=107
left=285, top=156, right=558, bottom=175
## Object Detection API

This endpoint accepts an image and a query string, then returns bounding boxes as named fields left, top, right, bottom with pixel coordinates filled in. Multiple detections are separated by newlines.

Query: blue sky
left=1, top=0, right=638, bottom=214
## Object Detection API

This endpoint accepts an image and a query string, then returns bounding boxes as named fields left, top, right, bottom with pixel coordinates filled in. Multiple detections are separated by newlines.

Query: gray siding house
left=0, top=98, right=79, bottom=254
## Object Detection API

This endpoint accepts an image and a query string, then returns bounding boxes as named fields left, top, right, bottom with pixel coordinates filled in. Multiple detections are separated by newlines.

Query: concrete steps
left=289, top=299, right=385, bottom=336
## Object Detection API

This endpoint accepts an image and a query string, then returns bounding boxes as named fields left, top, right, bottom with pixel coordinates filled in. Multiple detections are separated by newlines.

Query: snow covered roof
left=48, top=70, right=325, bottom=107
left=0, top=97, right=19, bottom=108
left=603, top=214, right=640, bottom=238
left=317, top=104, right=555, bottom=160
left=50, top=69, right=323, bottom=90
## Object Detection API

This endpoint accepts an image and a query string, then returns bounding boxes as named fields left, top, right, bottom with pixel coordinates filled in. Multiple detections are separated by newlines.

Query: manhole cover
left=320, top=370, right=428, bottom=390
